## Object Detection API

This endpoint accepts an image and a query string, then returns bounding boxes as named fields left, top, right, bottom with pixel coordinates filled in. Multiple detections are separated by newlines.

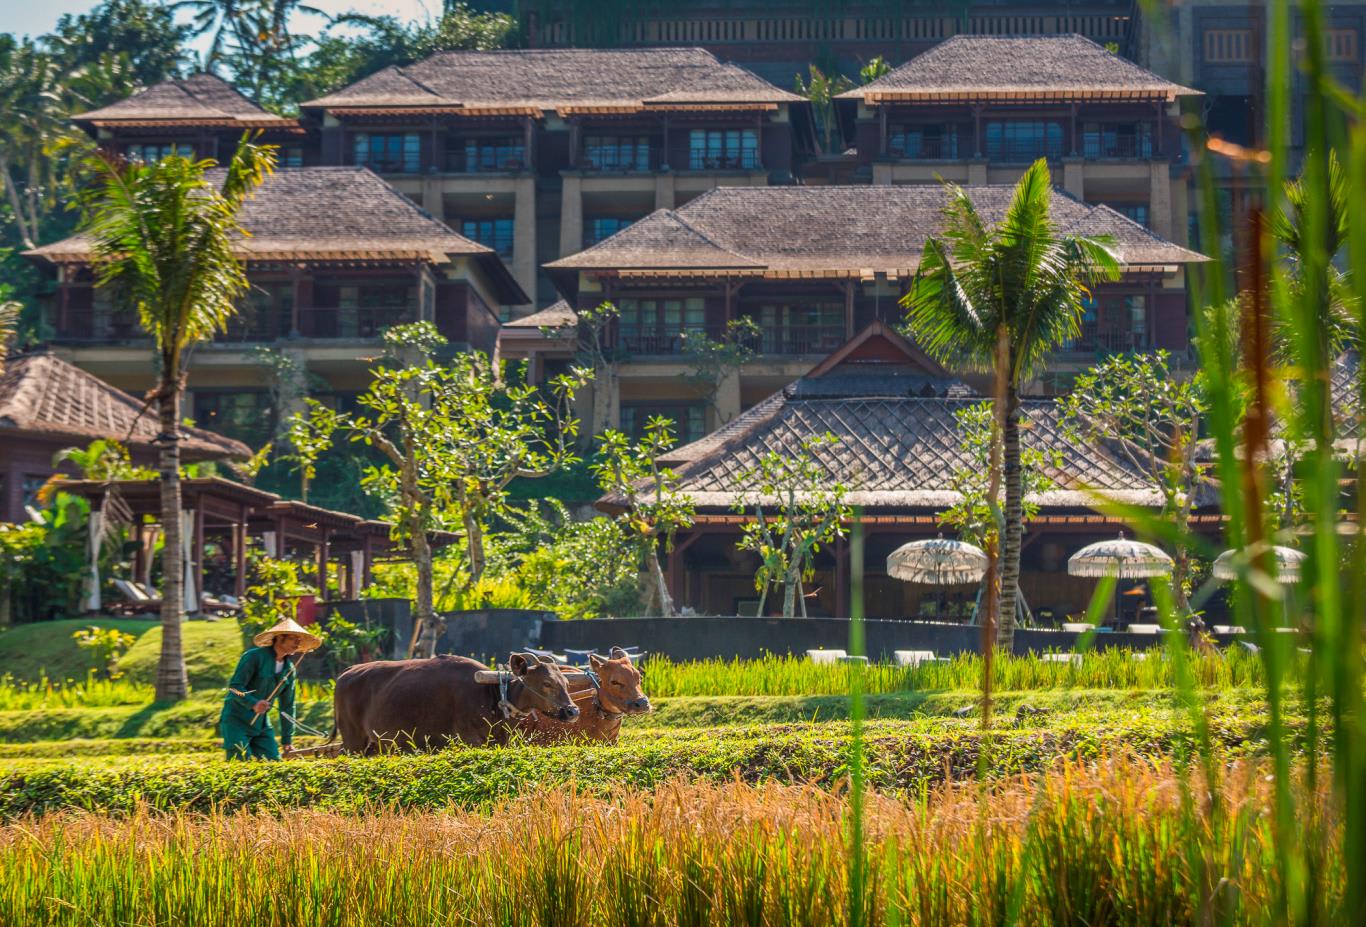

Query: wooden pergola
left=54, top=477, right=451, bottom=611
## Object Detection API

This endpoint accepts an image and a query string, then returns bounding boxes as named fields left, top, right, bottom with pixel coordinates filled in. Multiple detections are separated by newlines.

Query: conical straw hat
left=253, top=617, right=322, bottom=652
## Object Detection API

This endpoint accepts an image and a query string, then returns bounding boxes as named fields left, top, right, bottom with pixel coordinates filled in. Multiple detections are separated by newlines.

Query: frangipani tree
left=734, top=434, right=850, bottom=618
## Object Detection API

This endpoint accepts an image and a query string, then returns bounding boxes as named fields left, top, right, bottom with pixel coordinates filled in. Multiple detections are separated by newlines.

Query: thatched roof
left=547, top=184, right=1206, bottom=288
left=840, top=35, right=1200, bottom=104
left=304, top=48, right=801, bottom=114
left=74, top=73, right=298, bottom=128
left=0, top=352, right=250, bottom=461
left=26, top=168, right=527, bottom=303
left=597, top=323, right=1166, bottom=513
left=502, top=300, right=579, bottom=329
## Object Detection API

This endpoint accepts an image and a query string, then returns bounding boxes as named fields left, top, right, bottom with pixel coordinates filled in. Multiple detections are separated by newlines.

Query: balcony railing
left=443, top=149, right=527, bottom=173
left=1069, top=326, right=1149, bottom=354
left=686, top=152, right=761, bottom=171
left=297, top=306, right=416, bottom=339
left=616, top=326, right=719, bottom=355
left=888, top=136, right=958, bottom=160
left=750, top=324, right=847, bottom=355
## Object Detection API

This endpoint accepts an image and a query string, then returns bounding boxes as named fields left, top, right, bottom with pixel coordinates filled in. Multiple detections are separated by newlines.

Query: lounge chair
left=1041, top=653, right=1083, bottom=666
left=1212, top=625, right=1247, bottom=635
left=837, top=654, right=870, bottom=665
left=1126, top=624, right=1162, bottom=634
left=893, top=650, right=939, bottom=668
left=111, top=578, right=160, bottom=615
left=1061, top=622, right=1094, bottom=633
left=805, top=649, right=847, bottom=664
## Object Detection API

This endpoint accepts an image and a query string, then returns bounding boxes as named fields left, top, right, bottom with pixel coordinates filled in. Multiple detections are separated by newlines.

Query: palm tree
left=902, top=159, right=1119, bottom=649
left=83, top=137, right=274, bottom=701
left=0, top=301, right=18, bottom=372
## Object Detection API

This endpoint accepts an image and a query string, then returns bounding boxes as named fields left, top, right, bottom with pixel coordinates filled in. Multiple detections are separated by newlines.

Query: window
left=888, top=124, right=959, bottom=159
left=585, top=217, right=635, bottom=245
left=984, top=121, right=1064, bottom=162
left=460, top=137, right=525, bottom=172
left=1068, top=294, right=1149, bottom=353
left=226, top=282, right=292, bottom=341
left=583, top=135, right=651, bottom=171
left=1082, top=123, right=1153, bottom=159
left=1204, top=28, right=1254, bottom=64
left=688, top=129, right=759, bottom=170
left=461, top=218, right=514, bottom=258
left=751, top=303, right=845, bottom=354
left=620, top=403, right=706, bottom=444
left=124, top=142, right=194, bottom=161
left=353, top=133, right=421, bottom=173
left=281, top=147, right=304, bottom=168
left=1107, top=203, right=1150, bottom=228
left=192, top=391, right=274, bottom=447
left=1327, top=28, right=1359, bottom=62
left=618, top=297, right=707, bottom=354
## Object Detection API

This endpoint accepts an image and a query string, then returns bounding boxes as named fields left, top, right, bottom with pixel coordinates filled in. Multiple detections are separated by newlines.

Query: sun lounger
left=837, top=655, right=869, bottom=664
left=806, top=649, right=847, bottom=664
left=1041, top=653, right=1083, bottom=666
left=1126, top=624, right=1161, bottom=634
left=893, top=650, right=939, bottom=668
left=111, top=578, right=160, bottom=615
left=1212, top=625, right=1247, bottom=635
left=1061, top=622, right=1094, bottom=633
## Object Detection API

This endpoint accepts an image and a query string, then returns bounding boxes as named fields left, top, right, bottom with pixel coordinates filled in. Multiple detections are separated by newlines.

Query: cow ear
left=509, top=653, right=530, bottom=676
left=537, top=653, right=558, bottom=665
left=609, top=646, right=631, bottom=663
left=589, top=653, right=606, bottom=670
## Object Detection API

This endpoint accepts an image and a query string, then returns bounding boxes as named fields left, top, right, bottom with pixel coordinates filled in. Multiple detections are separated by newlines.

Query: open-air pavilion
left=54, top=476, right=452, bottom=614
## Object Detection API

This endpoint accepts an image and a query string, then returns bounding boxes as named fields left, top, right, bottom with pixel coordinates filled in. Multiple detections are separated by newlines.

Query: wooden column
left=660, top=115, right=671, bottom=170
left=567, top=118, right=581, bottom=168
left=1069, top=103, right=1079, bottom=156
left=667, top=532, right=702, bottom=611
left=289, top=264, right=304, bottom=337
left=754, top=112, right=764, bottom=169
left=1154, top=101, right=1164, bottom=158
left=233, top=503, right=248, bottom=600
left=878, top=106, right=888, bottom=157
left=834, top=536, right=850, bottom=619
left=193, top=506, right=205, bottom=612
left=973, top=105, right=983, bottom=159
left=523, top=116, right=535, bottom=171
left=843, top=279, right=855, bottom=338
left=317, top=527, right=330, bottom=596
left=361, top=535, right=373, bottom=589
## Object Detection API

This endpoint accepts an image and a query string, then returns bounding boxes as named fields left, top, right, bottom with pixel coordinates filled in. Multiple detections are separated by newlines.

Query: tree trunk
left=782, top=572, right=798, bottom=618
left=998, top=383, right=1023, bottom=652
left=647, top=545, right=673, bottom=617
left=410, top=520, right=443, bottom=659
left=464, top=511, right=487, bottom=587
left=154, top=387, right=189, bottom=701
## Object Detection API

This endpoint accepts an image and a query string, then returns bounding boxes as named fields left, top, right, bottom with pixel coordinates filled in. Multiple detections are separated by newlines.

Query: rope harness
left=581, top=669, right=625, bottom=721
left=496, top=671, right=537, bottom=721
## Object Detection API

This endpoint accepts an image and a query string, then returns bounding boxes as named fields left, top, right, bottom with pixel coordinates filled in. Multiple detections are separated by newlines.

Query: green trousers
left=220, top=711, right=281, bottom=761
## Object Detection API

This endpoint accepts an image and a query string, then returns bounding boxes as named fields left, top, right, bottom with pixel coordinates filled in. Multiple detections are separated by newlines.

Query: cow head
left=509, top=653, right=580, bottom=722
left=589, top=647, right=651, bottom=714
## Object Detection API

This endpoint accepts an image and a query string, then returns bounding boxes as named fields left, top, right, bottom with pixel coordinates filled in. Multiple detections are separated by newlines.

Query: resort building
left=597, top=322, right=1213, bottom=621
left=509, top=183, right=1205, bottom=442
left=25, top=167, right=525, bottom=450
left=836, top=35, right=1199, bottom=245
left=0, top=352, right=249, bottom=523
left=73, top=72, right=312, bottom=166
left=300, top=48, right=810, bottom=310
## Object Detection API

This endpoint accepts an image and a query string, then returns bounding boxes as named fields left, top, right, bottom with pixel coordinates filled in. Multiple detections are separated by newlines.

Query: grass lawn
left=0, top=618, right=158, bottom=683
left=114, top=619, right=243, bottom=689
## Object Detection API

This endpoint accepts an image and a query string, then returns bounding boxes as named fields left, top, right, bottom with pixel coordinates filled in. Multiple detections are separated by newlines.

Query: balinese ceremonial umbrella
left=1211, top=545, right=1306, bottom=584
left=888, top=536, right=988, bottom=620
left=1067, top=532, right=1173, bottom=623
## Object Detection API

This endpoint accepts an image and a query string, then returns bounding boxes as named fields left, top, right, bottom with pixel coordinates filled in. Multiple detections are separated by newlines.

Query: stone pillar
left=560, top=173, right=584, bottom=257
left=421, top=177, right=443, bottom=220
left=967, top=160, right=988, bottom=185
left=1149, top=161, right=1173, bottom=240
left=512, top=175, right=537, bottom=305
left=1170, top=171, right=1190, bottom=247
left=654, top=172, right=676, bottom=210
left=872, top=162, right=893, bottom=185
left=1061, top=158, right=1086, bottom=201
left=714, top=370, right=742, bottom=426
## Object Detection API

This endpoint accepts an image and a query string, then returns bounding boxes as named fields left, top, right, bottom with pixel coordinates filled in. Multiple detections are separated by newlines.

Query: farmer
left=220, top=617, right=320, bottom=761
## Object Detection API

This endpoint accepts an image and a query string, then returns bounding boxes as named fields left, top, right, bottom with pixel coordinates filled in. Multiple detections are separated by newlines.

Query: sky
left=0, top=0, right=442, bottom=46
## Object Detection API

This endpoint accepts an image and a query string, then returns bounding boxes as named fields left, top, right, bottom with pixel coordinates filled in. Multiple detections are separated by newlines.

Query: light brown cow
left=515, top=647, right=651, bottom=744
left=332, top=653, right=578, bottom=754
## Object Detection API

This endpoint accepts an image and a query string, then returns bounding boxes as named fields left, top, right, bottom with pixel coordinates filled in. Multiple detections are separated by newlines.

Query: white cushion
left=805, top=649, right=847, bottom=664
left=893, top=650, right=938, bottom=667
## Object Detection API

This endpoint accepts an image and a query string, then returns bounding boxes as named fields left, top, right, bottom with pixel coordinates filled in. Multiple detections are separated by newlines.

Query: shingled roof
left=547, top=184, right=1206, bottom=288
left=840, top=35, right=1200, bottom=103
left=0, top=352, right=250, bottom=460
left=303, top=48, right=802, bottom=114
left=26, top=168, right=527, bottom=303
left=74, top=73, right=298, bottom=128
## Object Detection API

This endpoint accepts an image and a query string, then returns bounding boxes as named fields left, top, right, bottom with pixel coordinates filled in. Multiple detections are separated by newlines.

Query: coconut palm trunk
left=154, top=385, right=189, bottom=700
left=998, top=383, right=1023, bottom=651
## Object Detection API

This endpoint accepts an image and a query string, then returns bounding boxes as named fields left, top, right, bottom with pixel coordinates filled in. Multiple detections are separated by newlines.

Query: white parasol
left=887, top=536, right=989, bottom=585
left=1211, top=545, right=1306, bottom=584
left=1067, top=532, right=1173, bottom=579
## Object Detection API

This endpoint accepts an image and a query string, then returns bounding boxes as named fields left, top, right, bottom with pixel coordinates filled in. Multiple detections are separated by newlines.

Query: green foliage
left=592, top=419, right=695, bottom=615
left=114, top=618, right=245, bottom=691
left=793, top=65, right=852, bottom=155
left=70, top=627, right=136, bottom=679
left=940, top=401, right=1058, bottom=548
left=508, top=502, right=645, bottom=619
left=678, top=317, right=761, bottom=424
left=734, top=434, right=850, bottom=618
left=236, top=553, right=316, bottom=646
left=0, top=618, right=155, bottom=683
left=859, top=56, right=891, bottom=85
left=0, top=494, right=88, bottom=623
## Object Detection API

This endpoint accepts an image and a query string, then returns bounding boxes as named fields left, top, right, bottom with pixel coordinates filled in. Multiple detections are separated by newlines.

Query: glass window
left=281, top=147, right=304, bottom=167
left=192, top=391, right=275, bottom=447
left=461, top=218, right=514, bottom=258
left=460, top=137, right=525, bottom=172
left=1107, top=203, right=1150, bottom=227
left=889, top=124, right=958, bottom=159
left=583, top=135, right=651, bottom=171
left=124, top=143, right=194, bottom=162
left=1203, top=28, right=1254, bottom=64
left=585, top=217, right=635, bottom=245
left=983, top=121, right=1065, bottom=162
left=688, top=129, right=759, bottom=170
left=751, top=303, right=844, bottom=354
left=353, top=133, right=421, bottom=173
left=1082, top=122, right=1153, bottom=159
left=1328, top=28, right=1360, bottom=62
left=621, top=403, right=706, bottom=444
left=616, top=297, right=707, bottom=354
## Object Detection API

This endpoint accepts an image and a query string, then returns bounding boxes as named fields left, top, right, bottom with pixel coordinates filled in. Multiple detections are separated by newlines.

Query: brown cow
left=332, top=653, right=578, bottom=754
left=515, top=647, right=651, bottom=745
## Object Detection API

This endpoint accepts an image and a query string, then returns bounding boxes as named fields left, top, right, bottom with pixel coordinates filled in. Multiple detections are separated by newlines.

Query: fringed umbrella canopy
left=887, top=536, right=989, bottom=585
left=1067, top=532, right=1173, bottom=579
left=1212, top=545, right=1306, bottom=584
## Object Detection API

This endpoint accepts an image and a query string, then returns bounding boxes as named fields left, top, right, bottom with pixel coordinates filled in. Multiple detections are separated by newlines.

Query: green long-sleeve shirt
left=222, top=646, right=298, bottom=745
